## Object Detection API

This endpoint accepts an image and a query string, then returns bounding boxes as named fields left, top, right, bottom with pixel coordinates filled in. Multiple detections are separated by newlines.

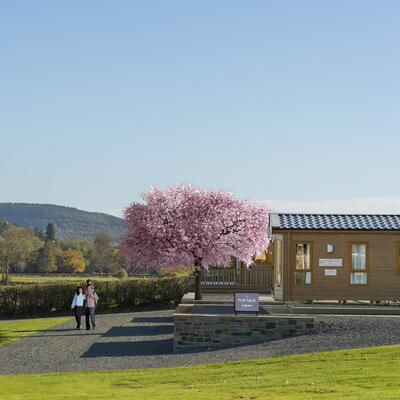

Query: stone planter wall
left=174, top=313, right=315, bottom=351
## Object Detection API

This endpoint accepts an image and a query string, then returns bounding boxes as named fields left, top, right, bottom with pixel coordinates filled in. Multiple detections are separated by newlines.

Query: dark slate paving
left=2, top=309, right=400, bottom=374
left=191, top=304, right=290, bottom=315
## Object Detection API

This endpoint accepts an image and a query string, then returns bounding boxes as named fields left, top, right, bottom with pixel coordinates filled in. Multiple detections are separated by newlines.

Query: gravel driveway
left=1, top=309, right=400, bottom=374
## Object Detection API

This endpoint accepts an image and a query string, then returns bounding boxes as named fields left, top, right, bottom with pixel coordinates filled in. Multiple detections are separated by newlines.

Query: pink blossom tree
left=122, top=185, right=270, bottom=300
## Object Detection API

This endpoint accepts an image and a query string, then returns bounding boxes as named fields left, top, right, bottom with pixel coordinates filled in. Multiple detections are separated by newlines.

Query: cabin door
left=273, top=234, right=283, bottom=300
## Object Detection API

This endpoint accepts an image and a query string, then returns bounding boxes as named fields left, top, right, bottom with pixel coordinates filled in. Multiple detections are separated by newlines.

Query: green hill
left=0, top=203, right=124, bottom=242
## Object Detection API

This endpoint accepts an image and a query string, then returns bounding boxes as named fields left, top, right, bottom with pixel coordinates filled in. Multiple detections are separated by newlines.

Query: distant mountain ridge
left=0, top=203, right=125, bottom=242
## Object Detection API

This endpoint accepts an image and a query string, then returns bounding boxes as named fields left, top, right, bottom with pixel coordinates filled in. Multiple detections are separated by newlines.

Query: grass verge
left=1, top=344, right=400, bottom=399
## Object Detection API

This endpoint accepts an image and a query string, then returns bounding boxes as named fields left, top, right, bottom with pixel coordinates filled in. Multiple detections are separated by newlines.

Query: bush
left=113, top=269, right=128, bottom=280
left=0, top=276, right=193, bottom=318
left=155, top=265, right=192, bottom=278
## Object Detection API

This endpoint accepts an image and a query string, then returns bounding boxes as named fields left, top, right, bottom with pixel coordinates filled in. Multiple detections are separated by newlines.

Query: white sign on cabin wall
left=327, top=244, right=334, bottom=253
left=325, top=269, right=337, bottom=276
left=319, top=259, right=343, bottom=267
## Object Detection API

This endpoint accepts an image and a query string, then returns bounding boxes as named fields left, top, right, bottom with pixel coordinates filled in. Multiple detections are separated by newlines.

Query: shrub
left=155, top=265, right=192, bottom=278
left=0, top=276, right=193, bottom=318
left=113, top=269, right=128, bottom=280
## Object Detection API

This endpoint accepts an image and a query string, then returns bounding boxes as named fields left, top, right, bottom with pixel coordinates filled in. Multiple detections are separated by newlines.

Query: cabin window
left=350, top=243, right=368, bottom=285
left=398, top=243, right=400, bottom=273
left=294, top=242, right=312, bottom=284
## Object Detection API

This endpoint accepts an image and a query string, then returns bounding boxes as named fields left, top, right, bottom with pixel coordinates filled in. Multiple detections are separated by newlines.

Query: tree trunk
left=3, top=263, right=9, bottom=285
left=194, top=269, right=202, bottom=300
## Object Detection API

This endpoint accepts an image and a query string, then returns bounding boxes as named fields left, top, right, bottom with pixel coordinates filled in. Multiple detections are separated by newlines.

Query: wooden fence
left=201, top=265, right=273, bottom=292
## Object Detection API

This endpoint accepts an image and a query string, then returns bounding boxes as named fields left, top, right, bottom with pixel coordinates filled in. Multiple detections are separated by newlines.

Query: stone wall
left=174, top=313, right=315, bottom=351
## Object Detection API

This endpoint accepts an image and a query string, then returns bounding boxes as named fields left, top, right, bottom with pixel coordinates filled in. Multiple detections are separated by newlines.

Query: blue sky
left=1, top=1, right=400, bottom=216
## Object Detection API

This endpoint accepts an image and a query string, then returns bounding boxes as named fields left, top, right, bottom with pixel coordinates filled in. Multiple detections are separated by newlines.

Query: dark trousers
left=74, top=306, right=83, bottom=328
left=85, top=307, right=96, bottom=329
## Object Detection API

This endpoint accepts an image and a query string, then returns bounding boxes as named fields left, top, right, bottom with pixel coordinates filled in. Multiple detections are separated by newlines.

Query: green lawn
left=2, top=344, right=400, bottom=399
left=0, top=317, right=71, bottom=347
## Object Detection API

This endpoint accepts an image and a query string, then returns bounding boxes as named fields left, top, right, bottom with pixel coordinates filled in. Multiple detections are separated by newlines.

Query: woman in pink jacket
left=85, top=283, right=97, bottom=330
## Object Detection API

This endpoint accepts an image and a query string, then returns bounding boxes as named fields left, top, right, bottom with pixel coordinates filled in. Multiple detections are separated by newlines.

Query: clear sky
left=1, top=1, right=400, bottom=216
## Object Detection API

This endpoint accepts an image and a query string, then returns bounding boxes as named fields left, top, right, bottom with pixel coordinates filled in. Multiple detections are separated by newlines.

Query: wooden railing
left=201, top=265, right=273, bottom=289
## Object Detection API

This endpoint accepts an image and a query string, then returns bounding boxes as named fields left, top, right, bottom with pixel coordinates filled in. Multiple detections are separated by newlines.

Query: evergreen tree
left=36, top=240, right=58, bottom=273
left=45, top=223, right=56, bottom=241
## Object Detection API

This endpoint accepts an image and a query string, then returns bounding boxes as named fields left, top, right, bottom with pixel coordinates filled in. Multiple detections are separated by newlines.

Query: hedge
left=0, top=276, right=194, bottom=318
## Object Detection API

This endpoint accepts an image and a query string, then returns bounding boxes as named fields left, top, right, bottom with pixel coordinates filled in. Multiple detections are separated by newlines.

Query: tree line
left=0, top=221, right=127, bottom=284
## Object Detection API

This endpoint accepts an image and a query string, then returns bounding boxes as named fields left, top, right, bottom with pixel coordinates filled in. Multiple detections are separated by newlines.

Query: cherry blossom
left=122, top=185, right=270, bottom=299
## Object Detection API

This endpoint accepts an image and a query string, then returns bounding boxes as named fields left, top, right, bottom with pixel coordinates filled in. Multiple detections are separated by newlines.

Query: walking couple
left=71, top=279, right=99, bottom=330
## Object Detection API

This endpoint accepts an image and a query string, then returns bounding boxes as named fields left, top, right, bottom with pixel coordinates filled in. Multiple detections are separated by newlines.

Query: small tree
left=34, top=227, right=45, bottom=241
left=0, top=220, right=9, bottom=234
left=92, top=233, right=115, bottom=274
left=0, top=225, right=42, bottom=283
left=57, top=249, right=86, bottom=273
left=122, top=185, right=270, bottom=300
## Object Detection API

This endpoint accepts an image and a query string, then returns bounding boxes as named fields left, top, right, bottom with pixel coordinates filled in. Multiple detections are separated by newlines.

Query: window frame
left=349, top=242, right=369, bottom=286
left=293, top=241, right=313, bottom=285
left=274, top=237, right=283, bottom=287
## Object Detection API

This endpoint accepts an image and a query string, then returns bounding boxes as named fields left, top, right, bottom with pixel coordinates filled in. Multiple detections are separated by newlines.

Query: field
left=1, top=271, right=190, bottom=286
left=1, top=344, right=400, bottom=399
left=3, top=274, right=127, bottom=285
left=0, top=317, right=71, bottom=347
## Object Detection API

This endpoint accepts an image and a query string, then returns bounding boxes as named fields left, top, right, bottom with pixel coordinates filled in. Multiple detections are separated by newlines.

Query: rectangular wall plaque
left=319, top=259, right=343, bottom=267
left=325, top=269, right=337, bottom=276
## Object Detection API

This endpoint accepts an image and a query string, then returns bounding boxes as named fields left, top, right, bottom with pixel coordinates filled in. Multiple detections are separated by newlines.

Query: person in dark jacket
left=85, top=283, right=96, bottom=330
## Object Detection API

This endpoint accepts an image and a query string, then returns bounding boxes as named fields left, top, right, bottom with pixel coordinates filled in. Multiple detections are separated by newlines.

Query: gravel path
left=1, top=309, right=400, bottom=374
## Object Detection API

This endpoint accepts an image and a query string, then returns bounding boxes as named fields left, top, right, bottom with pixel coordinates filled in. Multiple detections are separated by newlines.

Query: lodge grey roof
left=270, top=213, right=400, bottom=231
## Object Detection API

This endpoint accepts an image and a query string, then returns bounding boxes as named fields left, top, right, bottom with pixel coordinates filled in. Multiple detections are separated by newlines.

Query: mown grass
left=2, top=344, right=400, bottom=399
left=0, top=317, right=71, bottom=347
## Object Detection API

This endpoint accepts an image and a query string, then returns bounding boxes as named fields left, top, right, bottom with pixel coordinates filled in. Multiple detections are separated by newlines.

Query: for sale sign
left=234, top=293, right=259, bottom=313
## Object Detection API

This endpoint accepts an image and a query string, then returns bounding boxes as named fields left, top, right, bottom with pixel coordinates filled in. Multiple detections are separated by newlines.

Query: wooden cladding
left=275, top=230, right=400, bottom=301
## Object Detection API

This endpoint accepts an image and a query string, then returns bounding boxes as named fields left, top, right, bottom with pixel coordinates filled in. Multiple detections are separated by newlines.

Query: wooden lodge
left=201, top=213, right=400, bottom=302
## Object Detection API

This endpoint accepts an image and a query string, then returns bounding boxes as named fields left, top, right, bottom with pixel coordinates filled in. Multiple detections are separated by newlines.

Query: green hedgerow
left=0, top=276, right=193, bottom=318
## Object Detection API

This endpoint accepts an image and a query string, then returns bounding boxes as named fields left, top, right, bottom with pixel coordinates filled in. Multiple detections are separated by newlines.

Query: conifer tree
left=45, top=223, right=56, bottom=241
